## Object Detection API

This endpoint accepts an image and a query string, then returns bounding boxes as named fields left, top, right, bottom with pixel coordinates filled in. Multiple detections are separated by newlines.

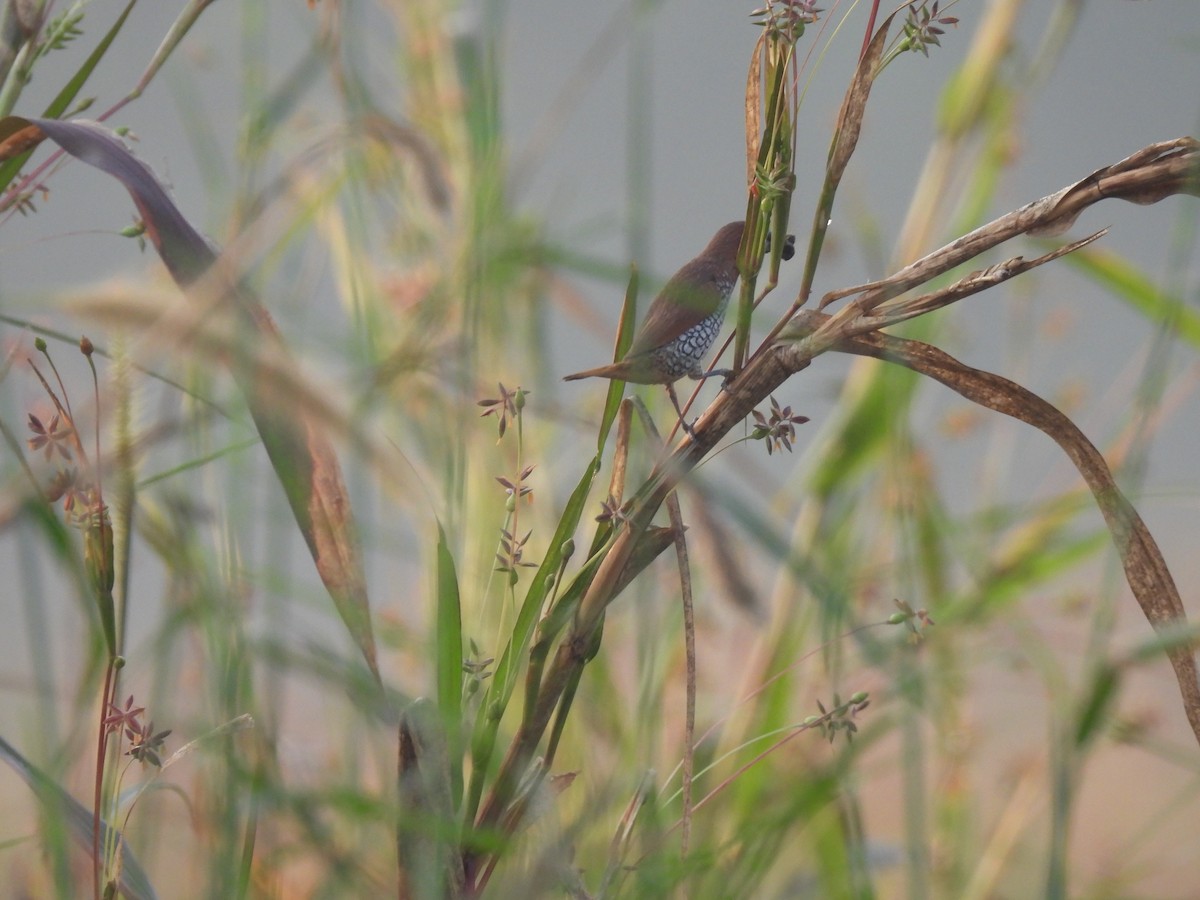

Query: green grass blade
left=463, top=453, right=602, bottom=826
left=491, top=454, right=602, bottom=707
left=137, top=437, right=260, bottom=489
left=46, top=0, right=137, bottom=120
left=0, top=734, right=159, bottom=900
left=434, top=522, right=464, bottom=805
left=595, top=266, right=640, bottom=451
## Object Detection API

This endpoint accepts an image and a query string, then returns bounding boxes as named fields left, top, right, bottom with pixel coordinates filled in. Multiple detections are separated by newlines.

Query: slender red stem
left=861, top=0, right=882, bottom=59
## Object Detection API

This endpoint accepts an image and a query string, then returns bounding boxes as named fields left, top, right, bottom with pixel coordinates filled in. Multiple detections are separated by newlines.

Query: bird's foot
left=693, top=367, right=734, bottom=389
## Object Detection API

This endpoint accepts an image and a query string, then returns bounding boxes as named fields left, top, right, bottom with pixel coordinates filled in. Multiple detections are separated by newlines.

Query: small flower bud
left=560, top=538, right=575, bottom=562
left=850, top=691, right=868, bottom=705
left=34, top=337, right=47, bottom=352
left=80, top=336, right=94, bottom=357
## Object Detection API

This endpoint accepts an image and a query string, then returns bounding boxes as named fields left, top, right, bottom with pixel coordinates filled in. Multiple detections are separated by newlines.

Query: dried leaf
left=826, top=12, right=894, bottom=185
left=1031, top=137, right=1200, bottom=236
left=0, top=119, right=45, bottom=163
left=818, top=138, right=1200, bottom=312
left=746, top=33, right=765, bottom=187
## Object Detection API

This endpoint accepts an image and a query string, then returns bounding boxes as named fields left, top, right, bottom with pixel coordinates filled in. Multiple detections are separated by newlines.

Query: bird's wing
left=627, top=260, right=725, bottom=357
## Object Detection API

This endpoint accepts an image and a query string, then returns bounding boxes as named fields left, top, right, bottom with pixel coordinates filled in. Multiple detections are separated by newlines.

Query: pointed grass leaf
left=494, top=454, right=603, bottom=708
left=41, top=2, right=139, bottom=122
left=0, top=734, right=158, bottom=900
left=18, top=117, right=217, bottom=283
left=745, top=33, right=764, bottom=187
left=597, top=266, right=639, bottom=452
left=434, top=522, right=464, bottom=805
left=12, top=116, right=380, bottom=682
left=826, top=12, right=894, bottom=187
left=1074, top=664, right=1121, bottom=750
left=791, top=11, right=895, bottom=329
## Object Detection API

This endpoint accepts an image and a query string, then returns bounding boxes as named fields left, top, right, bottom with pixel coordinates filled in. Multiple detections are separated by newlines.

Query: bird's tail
left=562, top=365, right=617, bottom=381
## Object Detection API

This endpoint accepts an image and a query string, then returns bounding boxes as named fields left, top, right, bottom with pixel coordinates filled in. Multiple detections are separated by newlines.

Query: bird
left=563, top=220, right=747, bottom=436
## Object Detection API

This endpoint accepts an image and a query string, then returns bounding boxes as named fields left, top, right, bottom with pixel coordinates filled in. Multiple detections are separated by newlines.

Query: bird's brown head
left=704, top=220, right=746, bottom=266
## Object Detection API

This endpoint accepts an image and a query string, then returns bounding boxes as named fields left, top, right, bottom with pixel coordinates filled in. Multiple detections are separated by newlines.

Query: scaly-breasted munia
left=563, top=220, right=746, bottom=434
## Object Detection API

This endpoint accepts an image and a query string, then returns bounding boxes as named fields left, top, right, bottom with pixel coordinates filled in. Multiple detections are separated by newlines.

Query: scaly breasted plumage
left=563, top=221, right=745, bottom=432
